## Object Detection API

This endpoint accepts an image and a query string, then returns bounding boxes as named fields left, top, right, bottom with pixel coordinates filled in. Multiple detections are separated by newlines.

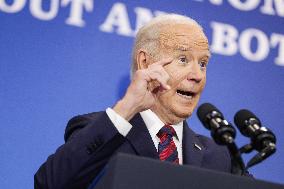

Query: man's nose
left=186, top=61, right=203, bottom=83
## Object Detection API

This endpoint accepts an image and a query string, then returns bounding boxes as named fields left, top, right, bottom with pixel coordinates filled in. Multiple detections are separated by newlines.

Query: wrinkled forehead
left=158, top=24, right=209, bottom=52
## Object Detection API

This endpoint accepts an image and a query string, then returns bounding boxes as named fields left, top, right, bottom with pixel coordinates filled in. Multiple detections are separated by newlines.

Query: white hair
left=131, top=14, right=205, bottom=77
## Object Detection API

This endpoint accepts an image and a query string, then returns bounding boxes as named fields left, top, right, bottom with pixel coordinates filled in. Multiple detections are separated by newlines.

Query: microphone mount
left=197, top=104, right=278, bottom=174
left=197, top=103, right=245, bottom=175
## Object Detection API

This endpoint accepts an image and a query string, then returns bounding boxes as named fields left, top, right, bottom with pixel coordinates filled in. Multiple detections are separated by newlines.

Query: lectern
left=90, top=153, right=284, bottom=189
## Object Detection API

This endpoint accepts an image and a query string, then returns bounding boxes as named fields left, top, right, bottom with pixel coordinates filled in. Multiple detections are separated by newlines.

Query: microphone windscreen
left=234, top=109, right=261, bottom=131
left=197, top=103, right=222, bottom=127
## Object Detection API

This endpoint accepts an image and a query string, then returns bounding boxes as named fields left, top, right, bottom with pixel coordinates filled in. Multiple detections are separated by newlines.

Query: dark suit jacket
left=34, top=111, right=231, bottom=189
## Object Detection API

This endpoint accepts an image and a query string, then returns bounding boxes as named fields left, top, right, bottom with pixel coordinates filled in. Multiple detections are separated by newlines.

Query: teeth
left=176, top=92, right=193, bottom=99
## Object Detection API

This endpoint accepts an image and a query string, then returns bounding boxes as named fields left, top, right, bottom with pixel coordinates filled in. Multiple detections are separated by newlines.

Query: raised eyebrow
left=175, top=46, right=191, bottom=51
left=207, top=52, right=211, bottom=58
left=175, top=47, right=211, bottom=55
left=174, top=48, right=211, bottom=60
left=202, top=52, right=211, bottom=59
left=204, top=55, right=210, bottom=60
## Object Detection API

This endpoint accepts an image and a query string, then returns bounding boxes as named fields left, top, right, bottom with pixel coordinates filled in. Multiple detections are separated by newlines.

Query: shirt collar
left=140, top=109, right=183, bottom=141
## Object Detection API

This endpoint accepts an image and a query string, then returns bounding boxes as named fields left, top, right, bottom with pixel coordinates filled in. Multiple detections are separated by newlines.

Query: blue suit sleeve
left=34, top=111, right=126, bottom=189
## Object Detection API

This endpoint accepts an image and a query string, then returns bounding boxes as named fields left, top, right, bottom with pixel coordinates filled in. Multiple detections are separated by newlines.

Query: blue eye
left=199, top=61, right=207, bottom=69
left=179, top=56, right=188, bottom=64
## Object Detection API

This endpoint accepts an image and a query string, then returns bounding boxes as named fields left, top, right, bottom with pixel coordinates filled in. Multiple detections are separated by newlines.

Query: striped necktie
left=157, top=125, right=179, bottom=164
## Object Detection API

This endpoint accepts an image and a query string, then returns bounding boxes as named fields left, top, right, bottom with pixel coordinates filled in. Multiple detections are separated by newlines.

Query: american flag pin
left=194, top=144, right=202, bottom=150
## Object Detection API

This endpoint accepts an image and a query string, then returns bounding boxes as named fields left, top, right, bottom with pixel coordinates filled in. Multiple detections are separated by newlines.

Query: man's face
left=151, top=24, right=210, bottom=123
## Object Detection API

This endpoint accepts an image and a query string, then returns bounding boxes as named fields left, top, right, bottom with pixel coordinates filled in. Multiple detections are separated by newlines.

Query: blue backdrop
left=1, top=0, right=284, bottom=188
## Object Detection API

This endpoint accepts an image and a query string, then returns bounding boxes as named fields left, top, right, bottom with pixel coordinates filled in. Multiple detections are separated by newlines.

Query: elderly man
left=35, top=14, right=231, bottom=189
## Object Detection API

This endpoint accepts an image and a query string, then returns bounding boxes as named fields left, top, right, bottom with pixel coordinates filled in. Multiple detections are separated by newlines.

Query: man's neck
left=150, top=106, right=184, bottom=125
left=140, top=109, right=183, bottom=141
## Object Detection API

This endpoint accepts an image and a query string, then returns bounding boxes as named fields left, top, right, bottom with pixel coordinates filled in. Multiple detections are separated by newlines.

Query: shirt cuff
left=106, top=107, right=133, bottom=136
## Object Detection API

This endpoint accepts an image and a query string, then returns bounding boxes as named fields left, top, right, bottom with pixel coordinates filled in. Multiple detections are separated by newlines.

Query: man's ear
left=136, top=50, right=150, bottom=70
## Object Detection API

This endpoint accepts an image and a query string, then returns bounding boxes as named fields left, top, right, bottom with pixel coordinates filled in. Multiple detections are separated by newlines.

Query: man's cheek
left=167, top=72, right=179, bottom=87
left=167, top=69, right=187, bottom=86
left=200, top=76, right=206, bottom=91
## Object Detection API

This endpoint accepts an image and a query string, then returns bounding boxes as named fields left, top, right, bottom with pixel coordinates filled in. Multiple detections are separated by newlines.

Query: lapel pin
left=194, top=143, right=202, bottom=151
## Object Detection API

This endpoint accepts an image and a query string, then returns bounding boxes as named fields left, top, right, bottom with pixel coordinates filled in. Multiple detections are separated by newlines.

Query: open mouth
left=176, top=89, right=196, bottom=99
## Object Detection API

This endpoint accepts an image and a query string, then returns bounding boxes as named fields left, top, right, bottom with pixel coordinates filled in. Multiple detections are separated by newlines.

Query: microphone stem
left=226, top=142, right=245, bottom=175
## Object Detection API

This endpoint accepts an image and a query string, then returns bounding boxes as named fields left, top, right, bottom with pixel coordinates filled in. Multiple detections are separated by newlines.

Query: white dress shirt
left=106, top=108, right=183, bottom=164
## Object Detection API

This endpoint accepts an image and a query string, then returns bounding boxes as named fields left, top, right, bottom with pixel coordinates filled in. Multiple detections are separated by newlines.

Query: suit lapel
left=127, top=113, right=159, bottom=159
left=125, top=114, right=204, bottom=166
left=182, top=121, right=204, bottom=167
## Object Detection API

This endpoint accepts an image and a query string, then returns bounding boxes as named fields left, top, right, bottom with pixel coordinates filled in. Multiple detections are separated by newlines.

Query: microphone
left=197, top=103, right=245, bottom=175
left=234, top=109, right=276, bottom=168
left=234, top=109, right=276, bottom=151
left=197, top=103, right=236, bottom=145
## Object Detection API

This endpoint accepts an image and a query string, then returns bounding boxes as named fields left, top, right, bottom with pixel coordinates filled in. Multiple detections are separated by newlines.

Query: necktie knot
left=157, top=125, right=177, bottom=139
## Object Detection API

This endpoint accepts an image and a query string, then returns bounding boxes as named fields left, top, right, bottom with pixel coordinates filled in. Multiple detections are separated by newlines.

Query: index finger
left=154, top=57, right=174, bottom=67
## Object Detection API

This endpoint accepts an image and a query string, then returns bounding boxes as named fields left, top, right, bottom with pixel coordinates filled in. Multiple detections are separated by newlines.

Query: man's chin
left=171, top=107, right=194, bottom=121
